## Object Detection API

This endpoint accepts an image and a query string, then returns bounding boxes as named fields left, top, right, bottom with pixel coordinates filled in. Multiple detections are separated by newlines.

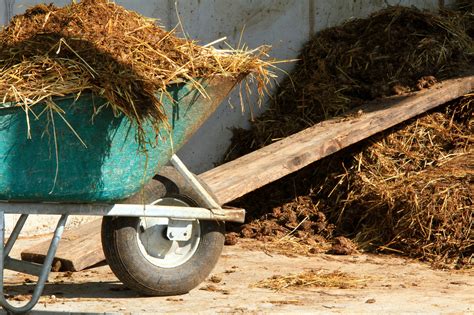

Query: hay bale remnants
left=253, top=270, right=364, bottom=291
left=0, top=0, right=274, bottom=138
left=228, top=6, right=473, bottom=268
left=331, top=99, right=473, bottom=266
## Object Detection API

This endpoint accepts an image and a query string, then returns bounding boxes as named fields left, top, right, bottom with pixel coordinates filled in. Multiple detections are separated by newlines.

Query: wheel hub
left=136, top=197, right=201, bottom=268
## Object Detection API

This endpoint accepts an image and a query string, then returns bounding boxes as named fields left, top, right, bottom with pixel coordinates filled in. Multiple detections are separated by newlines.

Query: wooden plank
left=19, top=75, right=474, bottom=271
left=21, top=219, right=104, bottom=272
left=200, top=75, right=474, bottom=205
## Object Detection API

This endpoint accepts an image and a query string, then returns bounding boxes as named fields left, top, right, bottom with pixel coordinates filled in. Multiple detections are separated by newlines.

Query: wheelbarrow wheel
left=101, top=167, right=225, bottom=296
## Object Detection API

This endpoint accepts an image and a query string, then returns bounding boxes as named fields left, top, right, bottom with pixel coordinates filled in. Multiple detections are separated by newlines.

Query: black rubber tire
left=101, top=167, right=225, bottom=296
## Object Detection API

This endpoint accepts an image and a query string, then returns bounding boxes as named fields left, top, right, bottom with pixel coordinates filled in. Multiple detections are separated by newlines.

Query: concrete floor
left=1, top=237, right=473, bottom=314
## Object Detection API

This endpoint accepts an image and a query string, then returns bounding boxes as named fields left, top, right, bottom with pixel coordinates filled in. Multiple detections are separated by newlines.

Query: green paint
left=0, top=79, right=217, bottom=202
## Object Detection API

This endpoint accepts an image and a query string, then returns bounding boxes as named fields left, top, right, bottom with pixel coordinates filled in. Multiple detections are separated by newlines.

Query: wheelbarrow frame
left=0, top=154, right=245, bottom=314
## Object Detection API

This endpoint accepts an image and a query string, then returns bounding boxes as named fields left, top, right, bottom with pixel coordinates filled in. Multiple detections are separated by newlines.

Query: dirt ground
left=1, top=236, right=472, bottom=314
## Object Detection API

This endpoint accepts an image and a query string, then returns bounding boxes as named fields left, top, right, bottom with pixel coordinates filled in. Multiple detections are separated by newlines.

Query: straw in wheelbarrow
left=0, top=0, right=276, bottom=140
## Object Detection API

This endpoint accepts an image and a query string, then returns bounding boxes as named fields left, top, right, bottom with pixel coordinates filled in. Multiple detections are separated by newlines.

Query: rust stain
left=165, top=0, right=176, bottom=30
left=4, top=0, right=15, bottom=24
left=309, top=0, right=315, bottom=37
left=214, top=0, right=297, bottom=35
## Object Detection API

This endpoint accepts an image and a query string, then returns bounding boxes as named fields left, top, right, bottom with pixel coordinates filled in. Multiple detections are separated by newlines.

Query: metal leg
left=0, top=211, right=68, bottom=314
left=4, top=214, right=28, bottom=259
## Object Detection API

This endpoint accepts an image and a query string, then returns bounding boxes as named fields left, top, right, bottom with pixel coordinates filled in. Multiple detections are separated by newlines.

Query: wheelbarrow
left=0, top=75, right=245, bottom=313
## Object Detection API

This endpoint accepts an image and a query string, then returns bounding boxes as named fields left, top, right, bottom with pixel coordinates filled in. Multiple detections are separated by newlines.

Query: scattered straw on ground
left=266, top=300, right=303, bottom=306
left=241, top=235, right=331, bottom=257
left=253, top=270, right=364, bottom=291
left=0, top=0, right=275, bottom=140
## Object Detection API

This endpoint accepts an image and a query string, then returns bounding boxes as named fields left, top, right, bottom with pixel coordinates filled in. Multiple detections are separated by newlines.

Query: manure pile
left=228, top=6, right=473, bottom=268
left=0, top=0, right=273, bottom=137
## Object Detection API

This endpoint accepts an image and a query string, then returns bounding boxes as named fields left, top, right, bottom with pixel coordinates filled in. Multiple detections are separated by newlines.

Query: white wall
left=157, top=0, right=453, bottom=173
left=0, top=0, right=452, bottom=234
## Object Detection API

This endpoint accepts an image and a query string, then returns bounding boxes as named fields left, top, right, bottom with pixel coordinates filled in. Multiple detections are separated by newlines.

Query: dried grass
left=242, top=235, right=331, bottom=257
left=226, top=7, right=473, bottom=160
left=253, top=270, right=364, bottom=291
left=331, top=100, right=473, bottom=267
left=235, top=195, right=334, bottom=256
left=0, top=0, right=275, bottom=140
left=229, top=7, right=473, bottom=268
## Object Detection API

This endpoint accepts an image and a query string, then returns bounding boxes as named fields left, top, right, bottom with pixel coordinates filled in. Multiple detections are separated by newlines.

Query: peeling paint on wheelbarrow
left=0, top=76, right=239, bottom=202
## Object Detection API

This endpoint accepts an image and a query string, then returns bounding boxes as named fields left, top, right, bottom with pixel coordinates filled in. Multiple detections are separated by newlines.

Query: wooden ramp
left=20, top=75, right=474, bottom=271
left=201, top=75, right=474, bottom=204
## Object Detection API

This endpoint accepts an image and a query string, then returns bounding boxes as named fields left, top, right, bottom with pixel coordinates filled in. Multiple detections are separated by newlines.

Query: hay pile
left=229, top=6, right=473, bottom=268
left=329, top=99, right=473, bottom=266
left=0, top=0, right=274, bottom=138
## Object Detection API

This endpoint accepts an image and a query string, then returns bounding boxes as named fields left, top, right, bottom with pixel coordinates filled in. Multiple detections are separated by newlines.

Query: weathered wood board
left=21, top=219, right=104, bottom=272
left=200, top=75, right=474, bottom=204
left=21, top=74, right=473, bottom=271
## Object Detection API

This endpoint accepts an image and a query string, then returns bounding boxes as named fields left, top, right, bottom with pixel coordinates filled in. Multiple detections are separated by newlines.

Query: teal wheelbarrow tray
left=0, top=76, right=245, bottom=313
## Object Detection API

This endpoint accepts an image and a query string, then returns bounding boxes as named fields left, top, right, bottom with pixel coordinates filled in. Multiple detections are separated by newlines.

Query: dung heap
left=229, top=6, right=473, bottom=268
left=0, top=0, right=274, bottom=136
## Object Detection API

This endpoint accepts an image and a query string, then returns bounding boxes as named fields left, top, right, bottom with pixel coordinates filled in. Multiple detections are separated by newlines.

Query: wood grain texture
left=200, top=75, right=474, bottom=205
left=19, top=75, right=473, bottom=271
left=21, top=219, right=104, bottom=272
